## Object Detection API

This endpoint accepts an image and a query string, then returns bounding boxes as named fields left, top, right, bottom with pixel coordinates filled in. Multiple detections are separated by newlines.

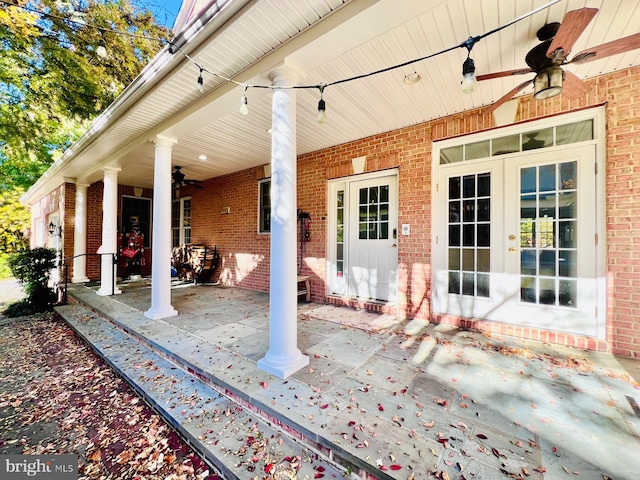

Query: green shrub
left=4, top=247, right=57, bottom=316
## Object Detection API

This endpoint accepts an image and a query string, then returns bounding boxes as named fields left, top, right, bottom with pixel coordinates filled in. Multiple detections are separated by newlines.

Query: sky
left=143, top=0, right=184, bottom=29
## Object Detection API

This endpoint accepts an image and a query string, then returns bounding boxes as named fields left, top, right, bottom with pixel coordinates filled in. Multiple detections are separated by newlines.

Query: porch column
left=145, top=135, right=178, bottom=319
left=97, top=167, right=122, bottom=296
left=72, top=182, right=90, bottom=283
left=257, top=66, right=309, bottom=378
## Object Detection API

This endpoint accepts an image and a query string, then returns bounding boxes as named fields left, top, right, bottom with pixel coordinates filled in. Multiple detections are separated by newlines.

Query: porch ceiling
left=30, top=0, right=640, bottom=196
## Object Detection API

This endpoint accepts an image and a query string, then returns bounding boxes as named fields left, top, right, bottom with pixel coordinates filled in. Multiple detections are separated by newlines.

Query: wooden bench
left=297, top=275, right=311, bottom=302
left=172, top=244, right=220, bottom=284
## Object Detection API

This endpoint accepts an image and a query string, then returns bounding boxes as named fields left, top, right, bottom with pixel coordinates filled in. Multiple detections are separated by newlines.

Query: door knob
left=509, top=247, right=517, bottom=252
left=508, top=235, right=516, bottom=240
left=392, top=243, right=397, bottom=248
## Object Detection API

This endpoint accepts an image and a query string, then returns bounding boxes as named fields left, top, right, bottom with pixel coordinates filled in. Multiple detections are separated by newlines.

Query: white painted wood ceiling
left=48, top=0, right=640, bottom=190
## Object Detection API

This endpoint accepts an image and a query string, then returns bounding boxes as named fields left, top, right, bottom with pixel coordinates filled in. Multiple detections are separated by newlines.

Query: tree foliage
left=0, top=188, right=30, bottom=254
left=0, top=0, right=173, bottom=191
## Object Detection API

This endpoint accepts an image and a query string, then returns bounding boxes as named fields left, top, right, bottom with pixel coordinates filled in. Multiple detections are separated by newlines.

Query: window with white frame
left=258, top=179, right=270, bottom=233
left=172, top=197, right=191, bottom=247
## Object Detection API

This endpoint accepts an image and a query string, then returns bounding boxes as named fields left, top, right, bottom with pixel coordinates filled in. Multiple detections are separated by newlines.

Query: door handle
left=509, top=247, right=517, bottom=252
left=392, top=243, right=397, bottom=248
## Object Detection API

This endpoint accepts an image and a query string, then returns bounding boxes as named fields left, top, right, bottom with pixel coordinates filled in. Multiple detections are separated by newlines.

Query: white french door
left=327, top=172, right=398, bottom=302
left=434, top=145, right=603, bottom=336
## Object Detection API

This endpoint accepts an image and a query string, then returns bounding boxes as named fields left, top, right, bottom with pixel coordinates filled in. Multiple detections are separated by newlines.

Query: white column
left=145, top=136, right=178, bottom=319
left=72, top=182, right=90, bottom=283
left=258, top=67, right=309, bottom=378
left=97, top=167, right=122, bottom=296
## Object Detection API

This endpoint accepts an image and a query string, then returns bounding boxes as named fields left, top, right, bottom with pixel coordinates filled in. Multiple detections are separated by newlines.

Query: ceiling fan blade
left=483, top=79, right=532, bottom=116
left=568, top=32, right=640, bottom=64
left=561, top=70, right=591, bottom=99
left=546, top=7, right=598, bottom=61
left=477, top=68, right=533, bottom=81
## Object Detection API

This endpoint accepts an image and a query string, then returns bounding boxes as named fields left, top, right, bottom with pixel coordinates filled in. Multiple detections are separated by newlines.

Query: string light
left=240, top=85, right=249, bottom=115
left=196, top=67, right=204, bottom=93
left=460, top=36, right=479, bottom=94
left=3, top=0, right=561, bottom=121
left=96, top=39, right=107, bottom=59
left=316, top=85, right=326, bottom=124
left=461, top=56, right=477, bottom=93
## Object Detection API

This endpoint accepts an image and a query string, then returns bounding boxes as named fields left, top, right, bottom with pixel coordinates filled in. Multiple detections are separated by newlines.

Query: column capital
left=103, top=166, right=122, bottom=175
left=266, top=62, right=305, bottom=87
left=154, top=135, right=178, bottom=148
left=75, top=181, right=90, bottom=189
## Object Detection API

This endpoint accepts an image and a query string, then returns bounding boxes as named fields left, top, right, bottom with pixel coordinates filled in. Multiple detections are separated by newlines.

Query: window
left=121, top=196, right=151, bottom=248
left=440, top=119, right=594, bottom=164
left=258, top=179, right=270, bottom=233
left=172, top=197, right=191, bottom=247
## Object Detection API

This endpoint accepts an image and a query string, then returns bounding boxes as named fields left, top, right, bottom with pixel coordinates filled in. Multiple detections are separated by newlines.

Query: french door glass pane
left=447, top=173, right=490, bottom=297
left=519, top=161, right=577, bottom=307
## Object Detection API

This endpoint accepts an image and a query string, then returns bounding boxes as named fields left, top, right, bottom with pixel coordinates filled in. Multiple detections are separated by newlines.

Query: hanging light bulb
left=96, top=40, right=107, bottom=59
left=461, top=56, right=478, bottom=94
left=196, top=67, right=204, bottom=93
left=317, top=86, right=326, bottom=124
left=240, top=86, right=249, bottom=115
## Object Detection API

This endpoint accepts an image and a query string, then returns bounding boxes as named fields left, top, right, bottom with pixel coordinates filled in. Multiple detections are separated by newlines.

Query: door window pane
left=447, top=173, right=490, bottom=297
left=519, top=161, right=577, bottom=307
left=358, top=185, right=389, bottom=240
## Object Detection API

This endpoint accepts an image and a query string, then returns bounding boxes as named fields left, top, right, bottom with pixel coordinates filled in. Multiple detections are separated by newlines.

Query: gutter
left=22, top=0, right=254, bottom=205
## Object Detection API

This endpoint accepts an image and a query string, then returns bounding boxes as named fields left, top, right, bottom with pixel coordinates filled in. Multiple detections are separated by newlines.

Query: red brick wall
left=188, top=168, right=271, bottom=291
left=86, top=183, right=103, bottom=280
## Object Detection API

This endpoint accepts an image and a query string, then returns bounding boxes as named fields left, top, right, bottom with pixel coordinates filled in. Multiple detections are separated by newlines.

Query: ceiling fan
left=479, top=7, right=640, bottom=114
left=172, top=166, right=203, bottom=196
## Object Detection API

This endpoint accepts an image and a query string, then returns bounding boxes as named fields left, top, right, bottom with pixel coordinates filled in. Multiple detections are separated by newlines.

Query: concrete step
left=57, top=304, right=346, bottom=480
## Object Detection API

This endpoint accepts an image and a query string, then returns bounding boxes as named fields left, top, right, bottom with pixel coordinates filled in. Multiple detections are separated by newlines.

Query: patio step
left=56, top=304, right=345, bottom=480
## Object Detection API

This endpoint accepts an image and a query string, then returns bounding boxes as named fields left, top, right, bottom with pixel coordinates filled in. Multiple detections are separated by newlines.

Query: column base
left=96, top=287, right=122, bottom=296
left=258, top=351, right=309, bottom=379
left=144, top=307, right=178, bottom=320
left=72, top=277, right=90, bottom=284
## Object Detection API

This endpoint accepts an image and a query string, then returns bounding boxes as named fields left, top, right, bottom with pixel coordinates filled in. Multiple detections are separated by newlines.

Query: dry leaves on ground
left=0, top=313, right=220, bottom=480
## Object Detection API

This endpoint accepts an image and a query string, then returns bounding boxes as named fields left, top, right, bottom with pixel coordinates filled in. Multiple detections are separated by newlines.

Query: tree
left=0, top=0, right=173, bottom=191
left=0, top=188, right=30, bottom=254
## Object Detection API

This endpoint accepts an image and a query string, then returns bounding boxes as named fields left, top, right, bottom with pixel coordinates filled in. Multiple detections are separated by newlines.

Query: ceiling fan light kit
left=533, top=66, right=563, bottom=100
left=477, top=7, right=640, bottom=114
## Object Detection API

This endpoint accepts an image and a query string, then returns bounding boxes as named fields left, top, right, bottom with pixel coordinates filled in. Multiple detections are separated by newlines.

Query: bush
left=4, top=247, right=57, bottom=316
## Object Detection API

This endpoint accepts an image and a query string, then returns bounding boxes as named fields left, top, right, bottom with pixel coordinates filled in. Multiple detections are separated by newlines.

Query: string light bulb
left=461, top=56, right=477, bottom=94
left=317, top=86, right=326, bottom=124
left=240, top=86, right=249, bottom=115
left=96, top=39, right=107, bottom=58
left=196, top=67, right=204, bottom=93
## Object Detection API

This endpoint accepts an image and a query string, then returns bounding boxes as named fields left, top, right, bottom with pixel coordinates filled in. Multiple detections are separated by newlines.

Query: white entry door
left=327, top=173, right=398, bottom=302
left=433, top=144, right=603, bottom=337
left=348, top=175, right=398, bottom=301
